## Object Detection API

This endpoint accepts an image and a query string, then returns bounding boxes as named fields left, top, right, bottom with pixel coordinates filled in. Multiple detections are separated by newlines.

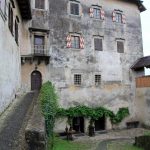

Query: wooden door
left=31, top=71, right=42, bottom=91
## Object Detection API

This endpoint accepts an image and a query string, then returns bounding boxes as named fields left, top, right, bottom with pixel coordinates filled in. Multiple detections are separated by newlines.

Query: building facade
left=0, top=0, right=31, bottom=113
left=21, top=0, right=145, bottom=132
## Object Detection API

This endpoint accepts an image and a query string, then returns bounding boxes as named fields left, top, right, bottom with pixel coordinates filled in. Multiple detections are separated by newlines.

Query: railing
left=136, top=76, right=150, bottom=88
left=33, top=45, right=49, bottom=56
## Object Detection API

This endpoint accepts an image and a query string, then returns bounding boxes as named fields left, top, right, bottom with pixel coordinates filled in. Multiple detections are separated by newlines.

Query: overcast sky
left=141, top=0, right=150, bottom=56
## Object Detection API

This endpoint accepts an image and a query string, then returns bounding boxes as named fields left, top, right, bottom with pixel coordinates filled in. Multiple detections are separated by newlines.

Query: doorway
left=95, top=116, right=105, bottom=131
left=73, top=117, right=84, bottom=133
left=31, top=70, right=42, bottom=90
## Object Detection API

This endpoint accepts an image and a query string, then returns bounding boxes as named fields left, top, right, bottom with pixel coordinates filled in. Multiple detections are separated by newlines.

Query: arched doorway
left=31, top=70, right=42, bottom=91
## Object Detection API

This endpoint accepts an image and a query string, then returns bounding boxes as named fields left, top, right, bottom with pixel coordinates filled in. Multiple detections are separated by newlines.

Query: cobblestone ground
left=75, top=128, right=150, bottom=150
left=0, top=92, right=38, bottom=150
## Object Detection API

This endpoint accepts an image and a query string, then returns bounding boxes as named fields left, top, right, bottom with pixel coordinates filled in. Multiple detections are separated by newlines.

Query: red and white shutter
left=100, top=9, right=105, bottom=20
left=66, top=34, right=71, bottom=48
left=89, top=8, right=94, bottom=18
left=112, top=11, right=116, bottom=22
left=80, top=36, right=84, bottom=49
left=122, top=14, right=126, bottom=24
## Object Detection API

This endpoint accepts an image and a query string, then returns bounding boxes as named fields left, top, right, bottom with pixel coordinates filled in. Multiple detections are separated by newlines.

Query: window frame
left=95, top=75, right=101, bottom=86
left=35, top=0, right=45, bottom=10
left=71, top=35, right=80, bottom=49
left=93, top=7, right=101, bottom=19
left=116, top=40, right=124, bottom=53
left=94, top=37, right=103, bottom=51
left=74, top=74, right=82, bottom=86
left=34, top=35, right=45, bottom=53
left=69, top=1, right=80, bottom=16
left=115, top=12, right=122, bottom=23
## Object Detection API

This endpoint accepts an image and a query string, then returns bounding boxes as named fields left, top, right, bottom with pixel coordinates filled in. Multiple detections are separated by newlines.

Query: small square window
left=35, top=0, right=45, bottom=9
left=70, top=3, right=79, bottom=15
left=74, top=74, right=81, bottom=85
left=117, top=41, right=124, bottom=53
left=95, top=75, right=101, bottom=86
left=71, top=36, right=80, bottom=49
left=116, top=13, right=122, bottom=23
left=93, top=8, right=101, bottom=19
left=94, top=38, right=103, bottom=51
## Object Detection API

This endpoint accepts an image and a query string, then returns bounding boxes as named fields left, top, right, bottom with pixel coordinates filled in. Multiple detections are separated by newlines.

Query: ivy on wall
left=39, top=81, right=58, bottom=137
left=57, top=106, right=129, bottom=124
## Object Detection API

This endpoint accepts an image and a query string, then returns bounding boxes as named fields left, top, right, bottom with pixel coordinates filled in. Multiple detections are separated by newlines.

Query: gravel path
left=0, top=92, right=38, bottom=150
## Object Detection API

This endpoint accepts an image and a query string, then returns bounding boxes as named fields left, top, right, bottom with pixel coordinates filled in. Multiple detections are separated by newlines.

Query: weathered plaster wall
left=135, top=88, right=150, bottom=127
left=21, top=0, right=144, bottom=131
left=48, top=0, right=144, bottom=129
left=0, top=0, right=30, bottom=114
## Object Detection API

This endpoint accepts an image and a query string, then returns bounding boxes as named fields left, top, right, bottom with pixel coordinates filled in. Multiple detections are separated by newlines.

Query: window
left=70, top=2, right=79, bottom=15
left=93, top=8, right=101, bottom=19
left=15, top=19, right=19, bottom=44
left=74, top=74, right=81, bottom=85
left=112, top=10, right=126, bottom=24
left=35, top=0, right=45, bottom=9
left=116, top=13, right=122, bottom=23
left=95, top=75, right=101, bottom=86
left=34, top=35, right=45, bottom=53
left=90, top=7, right=105, bottom=20
left=71, top=36, right=80, bottom=49
left=117, top=41, right=124, bottom=53
left=8, top=3, right=13, bottom=34
left=94, top=38, right=103, bottom=51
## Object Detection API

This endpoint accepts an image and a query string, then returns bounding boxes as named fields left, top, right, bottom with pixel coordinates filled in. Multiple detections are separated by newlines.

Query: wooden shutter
left=100, top=9, right=105, bottom=20
left=112, top=11, right=116, bottom=22
left=80, top=36, right=84, bottom=49
left=66, top=35, right=71, bottom=48
left=117, top=41, right=124, bottom=53
left=94, top=38, right=102, bottom=51
left=89, top=8, right=94, bottom=18
left=122, top=14, right=126, bottom=24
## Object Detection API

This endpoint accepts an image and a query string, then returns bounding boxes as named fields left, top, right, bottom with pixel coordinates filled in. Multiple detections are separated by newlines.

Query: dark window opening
left=94, top=38, right=103, bottom=51
left=95, top=75, right=101, bottom=86
left=35, top=0, right=45, bottom=9
left=15, top=19, right=18, bottom=44
left=34, top=35, right=45, bottom=54
left=71, top=36, right=80, bottom=49
left=8, top=4, right=13, bottom=34
left=73, top=117, right=84, bottom=133
left=70, top=3, right=79, bottom=15
left=117, top=41, right=124, bottom=53
left=95, top=116, right=105, bottom=131
left=93, top=8, right=101, bottom=19
left=74, top=74, right=81, bottom=85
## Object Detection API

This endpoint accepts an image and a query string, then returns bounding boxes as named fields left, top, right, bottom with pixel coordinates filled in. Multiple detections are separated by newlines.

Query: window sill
left=33, top=8, right=48, bottom=12
left=69, top=14, right=81, bottom=18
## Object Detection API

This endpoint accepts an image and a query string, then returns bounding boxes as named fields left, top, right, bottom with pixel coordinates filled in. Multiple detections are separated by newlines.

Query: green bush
left=39, top=81, right=58, bottom=137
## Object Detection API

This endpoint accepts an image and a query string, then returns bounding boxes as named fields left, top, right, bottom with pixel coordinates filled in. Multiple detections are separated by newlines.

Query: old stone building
left=20, top=0, right=146, bottom=132
left=0, top=0, right=146, bottom=132
left=0, top=0, right=31, bottom=113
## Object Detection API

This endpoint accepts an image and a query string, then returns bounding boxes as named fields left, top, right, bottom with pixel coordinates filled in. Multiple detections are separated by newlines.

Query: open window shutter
left=122, top=14, right=126, bottom=24
left=100, top=9, right=105, bottom=20
left=89, top=8, right=94, bottom=18
left=66, top=35, right=71, bottom=48
left=80, top=36, right=84, bottom=49
left=112, top=11, right=116, bottom=22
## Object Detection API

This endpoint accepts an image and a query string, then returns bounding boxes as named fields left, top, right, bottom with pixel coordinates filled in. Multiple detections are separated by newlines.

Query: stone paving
left=75, top=128, right=150, bottom=150
left=0, top=92, right=38, bottom=150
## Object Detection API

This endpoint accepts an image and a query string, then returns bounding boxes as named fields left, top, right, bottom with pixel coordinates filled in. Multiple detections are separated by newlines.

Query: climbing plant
left=39, top=81, right=58, bottom=137
left=57, top=105, right=129, bottom=124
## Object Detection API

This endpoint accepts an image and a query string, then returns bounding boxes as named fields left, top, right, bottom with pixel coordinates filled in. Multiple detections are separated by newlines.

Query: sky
left=141, top=0, right=150, bottom=56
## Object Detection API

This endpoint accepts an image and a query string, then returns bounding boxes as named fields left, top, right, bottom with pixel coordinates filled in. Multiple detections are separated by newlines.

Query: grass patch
left=107, top=142, right=143, bottom=150
left=49, top=136, right=94, bottom=150
left=144, top=131, right=150, bottom=136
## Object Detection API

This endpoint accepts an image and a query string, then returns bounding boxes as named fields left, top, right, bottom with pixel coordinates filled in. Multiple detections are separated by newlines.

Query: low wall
left=25, top=103, right=46, bottom=150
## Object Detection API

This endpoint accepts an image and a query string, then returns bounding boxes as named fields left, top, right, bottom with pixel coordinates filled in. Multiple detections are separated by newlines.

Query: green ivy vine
left=57, top=106, right=129, bottom=124
left=39, top=81, right=58, bottom=137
